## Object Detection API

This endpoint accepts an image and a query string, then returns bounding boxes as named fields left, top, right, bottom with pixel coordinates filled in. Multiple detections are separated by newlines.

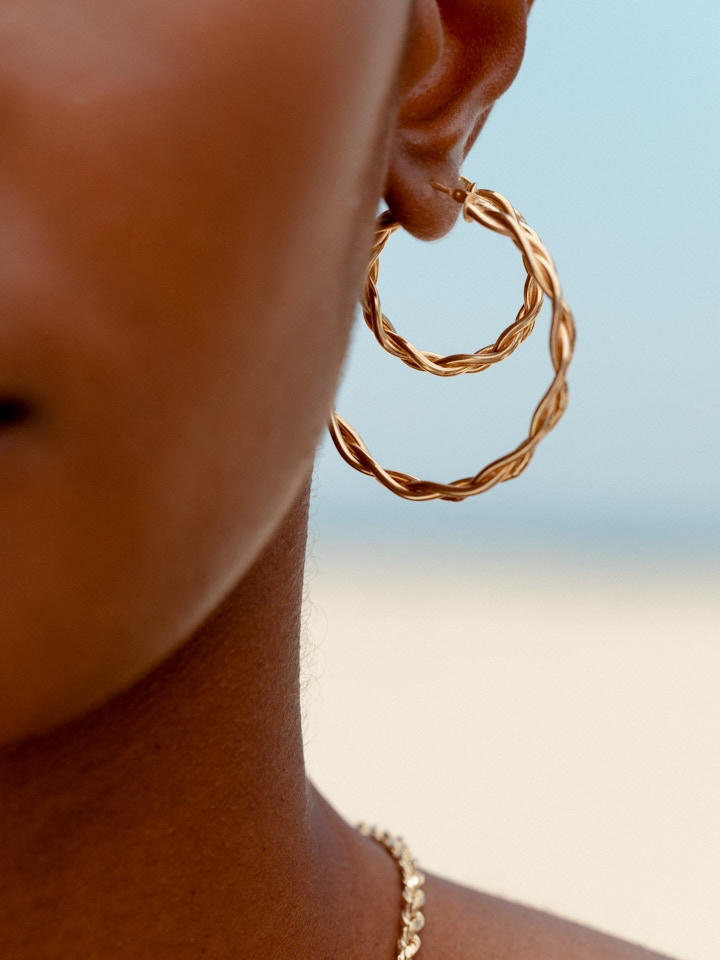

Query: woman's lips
left=0, top=397, right=32, bottom=429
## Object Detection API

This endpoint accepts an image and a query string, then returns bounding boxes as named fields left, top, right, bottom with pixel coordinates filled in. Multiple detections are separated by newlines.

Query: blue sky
left=314, top=0, right=720, bottom=556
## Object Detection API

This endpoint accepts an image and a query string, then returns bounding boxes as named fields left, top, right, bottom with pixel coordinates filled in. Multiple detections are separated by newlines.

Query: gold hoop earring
left=328, top=177, right=576, bottom=502
left=357, top=184, right=544, bottom=376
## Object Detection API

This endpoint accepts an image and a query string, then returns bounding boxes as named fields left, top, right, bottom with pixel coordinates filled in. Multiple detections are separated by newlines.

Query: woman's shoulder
left=421, top=872, right=677, bottom=960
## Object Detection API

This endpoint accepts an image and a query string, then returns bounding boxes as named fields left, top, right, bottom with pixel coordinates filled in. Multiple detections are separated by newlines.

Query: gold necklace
left=357, top=823, right=426, bottom=960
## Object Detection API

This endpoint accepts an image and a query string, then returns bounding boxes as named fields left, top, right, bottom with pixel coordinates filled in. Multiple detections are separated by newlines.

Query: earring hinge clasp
left=431, top=177, right=477, bottom=204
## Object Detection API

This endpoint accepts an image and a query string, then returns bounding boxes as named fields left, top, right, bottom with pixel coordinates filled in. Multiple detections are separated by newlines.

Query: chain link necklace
left=357, top=824, right=426, bottom=960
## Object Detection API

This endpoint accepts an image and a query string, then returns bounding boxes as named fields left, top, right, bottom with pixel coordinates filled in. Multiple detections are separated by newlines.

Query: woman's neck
left=0, top=485, right=393, bottom=959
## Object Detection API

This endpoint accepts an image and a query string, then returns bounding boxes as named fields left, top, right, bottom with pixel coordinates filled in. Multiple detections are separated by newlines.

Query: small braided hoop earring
left=328, top=177, right=576, bottom=502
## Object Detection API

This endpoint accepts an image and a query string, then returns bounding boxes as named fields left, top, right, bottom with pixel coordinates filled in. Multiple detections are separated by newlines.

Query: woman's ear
left=386, top=0, right=530, bottom=239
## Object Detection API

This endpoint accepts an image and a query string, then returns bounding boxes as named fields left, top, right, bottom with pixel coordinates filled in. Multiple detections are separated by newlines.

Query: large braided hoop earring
left=328, top=178, right=576, bottom=502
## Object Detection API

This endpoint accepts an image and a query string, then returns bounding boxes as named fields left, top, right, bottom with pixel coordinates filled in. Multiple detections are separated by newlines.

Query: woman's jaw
left=0, top=0, right=415, bottom=742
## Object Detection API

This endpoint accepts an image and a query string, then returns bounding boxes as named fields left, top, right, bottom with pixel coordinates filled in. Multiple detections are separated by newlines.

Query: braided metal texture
left=328, top=180, right=576, bottom=502
left=363, top=210, right=542, bottom=376
left=357, top=823, right=426, bottom=960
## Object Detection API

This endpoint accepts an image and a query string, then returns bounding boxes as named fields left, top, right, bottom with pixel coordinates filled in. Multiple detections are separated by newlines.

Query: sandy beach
left=303, top=545, right=720, bottom=960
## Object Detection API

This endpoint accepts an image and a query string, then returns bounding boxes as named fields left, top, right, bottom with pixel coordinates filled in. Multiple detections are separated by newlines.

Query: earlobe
left=385, top=0, right=529, bottom=240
